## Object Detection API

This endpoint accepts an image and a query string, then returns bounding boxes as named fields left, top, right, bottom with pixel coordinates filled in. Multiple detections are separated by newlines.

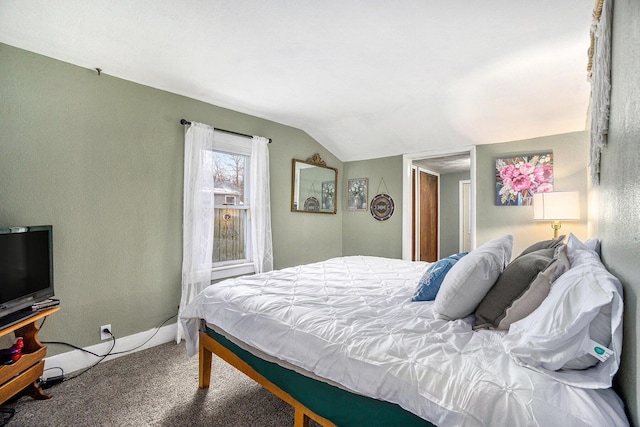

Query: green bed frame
left=200, top=326, right=436, bottom=427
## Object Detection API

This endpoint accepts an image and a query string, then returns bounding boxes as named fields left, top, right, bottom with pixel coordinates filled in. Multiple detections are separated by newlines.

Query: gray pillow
left=497, top=245, right=570, bottom=330
left=518, top=235, right=565, bottom=257
left=474, top=247, right=556, bottom=330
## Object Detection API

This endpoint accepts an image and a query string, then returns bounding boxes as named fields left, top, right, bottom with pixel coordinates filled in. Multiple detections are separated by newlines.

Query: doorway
left=402, top=147, right=476, bottom=261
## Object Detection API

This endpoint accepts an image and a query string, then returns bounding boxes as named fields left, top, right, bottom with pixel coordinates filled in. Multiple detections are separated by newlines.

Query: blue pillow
left=412, top=253, right=468, bottom=301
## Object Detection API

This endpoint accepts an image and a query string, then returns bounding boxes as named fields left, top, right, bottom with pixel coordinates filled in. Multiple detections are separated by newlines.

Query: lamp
left=533, top=191, right=580, bottom=239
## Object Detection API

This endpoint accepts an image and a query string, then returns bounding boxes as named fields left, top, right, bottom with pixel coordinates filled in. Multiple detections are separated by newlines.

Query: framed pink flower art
left=496, top=153, right=553, bottom=206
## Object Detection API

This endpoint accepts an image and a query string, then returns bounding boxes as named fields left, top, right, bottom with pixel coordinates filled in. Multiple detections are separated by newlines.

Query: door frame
left=459, top=179, right=471, bottom=253
left=402, top=146, right=476, bottom=261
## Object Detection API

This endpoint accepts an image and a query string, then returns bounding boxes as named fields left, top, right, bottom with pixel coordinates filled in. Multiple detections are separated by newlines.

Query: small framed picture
left=347, top=178, right=368, bottom=211
left=321, top=181, right=335, bottom=211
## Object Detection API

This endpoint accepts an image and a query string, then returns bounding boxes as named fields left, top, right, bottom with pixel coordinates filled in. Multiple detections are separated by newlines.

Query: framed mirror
left=291, top=154, right=338, bottom=214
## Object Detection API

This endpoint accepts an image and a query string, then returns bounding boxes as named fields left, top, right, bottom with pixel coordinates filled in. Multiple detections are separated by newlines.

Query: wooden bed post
left=199, top=333, right=213, bottom=389
left=294, top=409, right=311, bottom=427
left=198, top=331, right=337, bottom=427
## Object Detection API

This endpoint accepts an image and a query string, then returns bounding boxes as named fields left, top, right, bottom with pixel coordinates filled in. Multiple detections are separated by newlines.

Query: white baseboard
left=43, top=323, right=178, bottom=379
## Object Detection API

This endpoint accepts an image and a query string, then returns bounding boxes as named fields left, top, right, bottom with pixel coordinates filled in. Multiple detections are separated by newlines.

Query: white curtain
left=250, top=136, right=274, bottom=273
left=177, top=122, right=215, bottom=343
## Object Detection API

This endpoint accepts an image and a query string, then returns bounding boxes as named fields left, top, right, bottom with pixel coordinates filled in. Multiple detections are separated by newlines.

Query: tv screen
left=0, top=225, right=54, bottom=320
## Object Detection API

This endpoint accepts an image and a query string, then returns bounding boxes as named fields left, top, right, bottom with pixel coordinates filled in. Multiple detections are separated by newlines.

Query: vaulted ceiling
left=0, top=1, right=593, bottom=162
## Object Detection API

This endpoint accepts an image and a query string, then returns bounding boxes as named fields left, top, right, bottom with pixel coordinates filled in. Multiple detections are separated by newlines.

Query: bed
left=180, top=235, right=629, bottom=426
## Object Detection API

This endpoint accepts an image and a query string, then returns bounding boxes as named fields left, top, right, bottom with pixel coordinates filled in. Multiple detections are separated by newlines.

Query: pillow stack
left=413, top=236, right=565, bottom=320
left=474, top=236, right=568, bottom=330
left=411, top=233, right=622, bottom=386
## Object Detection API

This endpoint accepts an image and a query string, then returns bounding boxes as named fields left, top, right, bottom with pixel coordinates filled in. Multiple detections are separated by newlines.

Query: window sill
left=211, top=262, right=255, bottom=281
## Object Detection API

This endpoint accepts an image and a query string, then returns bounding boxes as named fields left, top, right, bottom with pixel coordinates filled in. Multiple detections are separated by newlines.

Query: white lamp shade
left=533, top=191, right=580, bottom=220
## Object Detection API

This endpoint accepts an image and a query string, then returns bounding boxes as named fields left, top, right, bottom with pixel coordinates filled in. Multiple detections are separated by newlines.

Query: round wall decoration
left=304, top=196, right=320, bottom=211
left=370, top=193, right=394, bottom=221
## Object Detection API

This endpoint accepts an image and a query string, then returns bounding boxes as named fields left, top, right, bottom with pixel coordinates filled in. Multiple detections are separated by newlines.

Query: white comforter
left=180, top=256, right=628, bottom=427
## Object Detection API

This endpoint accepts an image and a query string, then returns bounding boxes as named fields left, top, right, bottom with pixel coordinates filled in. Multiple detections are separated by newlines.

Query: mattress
left=180, top=256, right=628, bottom=426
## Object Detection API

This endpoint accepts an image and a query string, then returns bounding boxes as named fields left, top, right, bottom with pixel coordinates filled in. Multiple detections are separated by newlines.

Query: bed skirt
left=200, top=326, right=436, bottom=427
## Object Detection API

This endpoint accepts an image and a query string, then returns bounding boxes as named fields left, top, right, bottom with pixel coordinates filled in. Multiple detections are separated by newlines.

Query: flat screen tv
left=0, top=225, right=55, bottom=325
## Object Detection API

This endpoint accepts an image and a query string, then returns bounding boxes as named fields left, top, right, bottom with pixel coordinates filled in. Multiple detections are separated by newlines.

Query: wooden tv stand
left=0, top=307, right=60, bottom=404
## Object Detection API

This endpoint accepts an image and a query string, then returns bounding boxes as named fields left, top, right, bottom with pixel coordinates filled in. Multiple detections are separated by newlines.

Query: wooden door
left=419, top=171, right=438, bottom=262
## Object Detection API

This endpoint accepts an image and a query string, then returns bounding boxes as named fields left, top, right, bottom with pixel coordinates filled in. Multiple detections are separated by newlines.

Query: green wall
left=475, top=132, right=589, bottom=257
left=342, top=156, right=403, bottom=258
left=343, top=133, right=589, bottom=261
left=0, top=43, right=342, bottom=353
left=598, top=0, right=640, bottom=423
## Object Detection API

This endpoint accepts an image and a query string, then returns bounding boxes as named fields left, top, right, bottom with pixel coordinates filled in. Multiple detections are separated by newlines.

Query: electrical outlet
left=100, top=324, right=112, bottom=340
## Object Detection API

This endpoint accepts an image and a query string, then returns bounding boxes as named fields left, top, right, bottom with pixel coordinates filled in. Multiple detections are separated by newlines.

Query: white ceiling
left=0, top=1, right=593, bottom=162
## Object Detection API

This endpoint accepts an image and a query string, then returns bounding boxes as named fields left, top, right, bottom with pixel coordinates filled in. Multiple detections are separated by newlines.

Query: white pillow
left=433, top=235, right=513, bottom=320
left=502, top=235, right=623, bottom=388
left=561, top=235, right=610, bottom=370
left=567, top=233, right=601, bottom=266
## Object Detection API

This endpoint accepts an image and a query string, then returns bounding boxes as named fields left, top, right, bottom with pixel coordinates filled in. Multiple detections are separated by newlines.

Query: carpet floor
left=3, top=341, right=319, bottom=426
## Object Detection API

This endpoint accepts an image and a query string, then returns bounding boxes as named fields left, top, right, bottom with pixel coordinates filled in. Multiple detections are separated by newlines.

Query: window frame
left=210, top=131, right=254, bottom=280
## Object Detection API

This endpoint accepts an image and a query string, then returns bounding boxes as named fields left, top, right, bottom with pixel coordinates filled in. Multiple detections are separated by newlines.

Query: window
left=210, top=132, right=255, bottom=279
left=212, top=150, right=248, bottom=265
left=179, top=121, right=272, bottom=341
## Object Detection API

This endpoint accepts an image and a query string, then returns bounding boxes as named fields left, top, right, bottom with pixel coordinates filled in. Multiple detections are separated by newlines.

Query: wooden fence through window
left=213, top=208, right=246, bottom=263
